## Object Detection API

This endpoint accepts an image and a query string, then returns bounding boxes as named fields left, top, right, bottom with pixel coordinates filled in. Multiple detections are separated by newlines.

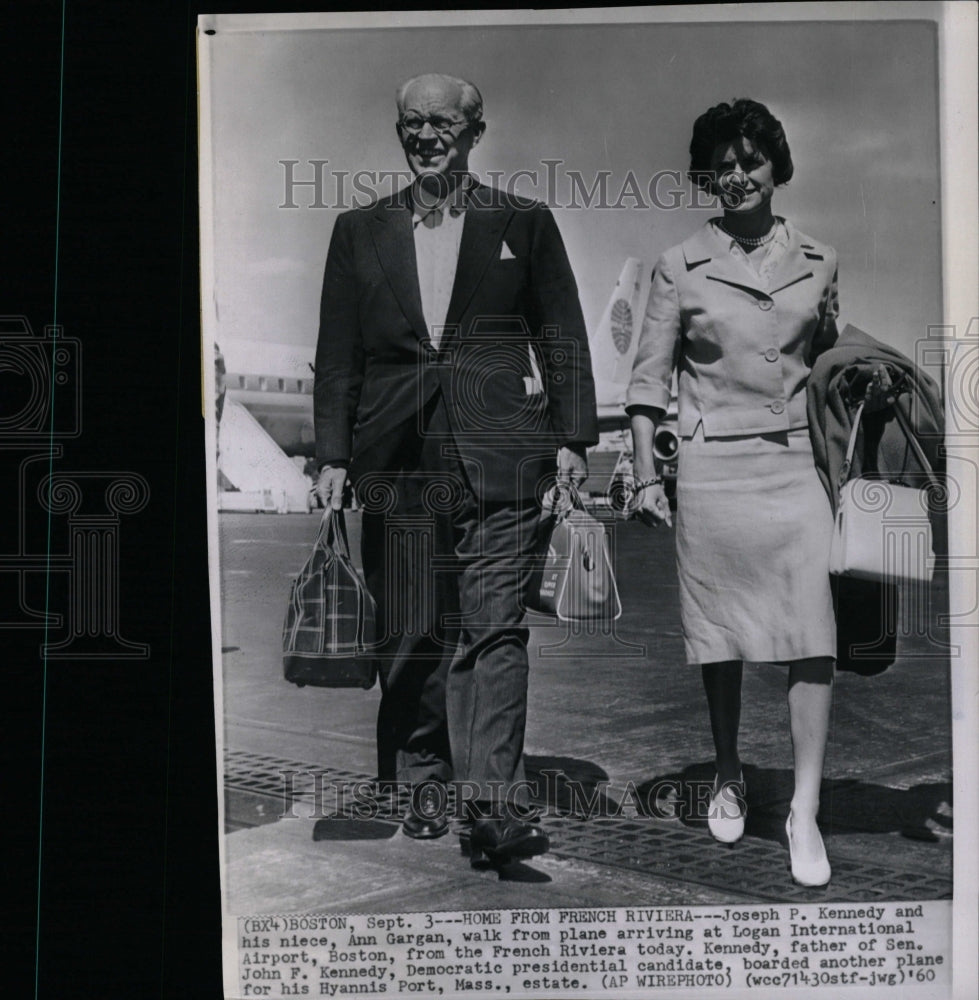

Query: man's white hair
left=396, top=73, right=484, bottom=123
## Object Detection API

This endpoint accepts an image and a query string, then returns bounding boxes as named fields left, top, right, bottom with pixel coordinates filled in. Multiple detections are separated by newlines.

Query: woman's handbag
left=526, top=485, right=622, bottom=622
left=282, top=508, right=377, bottom=688
left=829, top=400, right=937, bottom=584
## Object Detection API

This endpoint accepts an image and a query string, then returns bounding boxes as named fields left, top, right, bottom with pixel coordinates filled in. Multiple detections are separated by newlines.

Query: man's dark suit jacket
left=314, top=182, right=599, bottom=503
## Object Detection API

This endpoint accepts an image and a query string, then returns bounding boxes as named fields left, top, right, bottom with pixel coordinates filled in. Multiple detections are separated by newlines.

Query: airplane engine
left=653, top=425, right=679, bottom=463
left=653, top=421, right=679, bottom=503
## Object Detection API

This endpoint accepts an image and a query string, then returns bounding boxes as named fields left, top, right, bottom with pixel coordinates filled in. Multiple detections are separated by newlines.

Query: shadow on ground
left=634, top=762, right=952, bottom=844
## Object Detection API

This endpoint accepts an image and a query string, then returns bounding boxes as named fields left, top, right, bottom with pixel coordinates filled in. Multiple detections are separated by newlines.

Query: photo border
left=198, top=6, right=978, bottom=998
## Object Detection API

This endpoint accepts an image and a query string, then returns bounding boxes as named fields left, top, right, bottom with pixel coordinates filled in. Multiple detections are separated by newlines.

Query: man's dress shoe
left=401, top=784, right=448, bottom=840
left=467, top=818, right=549, bottom=866
left=402, top=808, right=448, bottom=839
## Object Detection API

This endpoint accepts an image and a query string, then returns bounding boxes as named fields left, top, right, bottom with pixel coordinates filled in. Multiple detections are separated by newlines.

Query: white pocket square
left=499, top=243, right=516, bottom=260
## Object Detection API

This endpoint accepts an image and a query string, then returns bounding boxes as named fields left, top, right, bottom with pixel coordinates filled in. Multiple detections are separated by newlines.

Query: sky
left=201, top=11, right=943, bottom=364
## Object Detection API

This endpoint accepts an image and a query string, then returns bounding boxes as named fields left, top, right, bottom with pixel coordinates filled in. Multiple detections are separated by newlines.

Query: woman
left=627, top=99, right=837, bottom=886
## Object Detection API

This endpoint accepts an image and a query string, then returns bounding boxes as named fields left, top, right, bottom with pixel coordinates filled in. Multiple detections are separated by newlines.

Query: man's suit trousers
left=358, top=392, right=539, bottom=807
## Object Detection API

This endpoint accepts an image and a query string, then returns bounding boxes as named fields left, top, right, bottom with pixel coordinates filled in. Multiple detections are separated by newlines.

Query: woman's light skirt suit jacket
left=627, top=219, right=839, bottom=666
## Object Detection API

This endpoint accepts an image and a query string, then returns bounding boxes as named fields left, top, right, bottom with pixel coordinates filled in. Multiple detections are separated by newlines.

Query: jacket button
left=764, top=347, right=779, bottom=362
left=758, top=298, right=774, bottom=311
left=770, top=400, right=785, bottom=414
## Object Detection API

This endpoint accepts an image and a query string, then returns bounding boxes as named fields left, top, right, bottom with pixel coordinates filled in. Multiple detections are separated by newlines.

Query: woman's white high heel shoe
left=786, top=813, right=831, bottom=887
left=707, top=773, right=745, bottom=844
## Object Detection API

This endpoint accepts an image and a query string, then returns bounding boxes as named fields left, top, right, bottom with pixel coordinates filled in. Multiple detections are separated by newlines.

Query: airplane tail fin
left=588, top=257, right=650, bottom=407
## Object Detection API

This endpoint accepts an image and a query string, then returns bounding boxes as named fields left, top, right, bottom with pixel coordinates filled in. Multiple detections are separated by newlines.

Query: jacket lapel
left=367, top=193, right=429, bottom=338
left=765, top=220, right=817, bottom=294
left=682, top=219, right=816, bottom=297
left=445, top=185, right=512, bottom=326
left=683, top=222, right=764, bottom=296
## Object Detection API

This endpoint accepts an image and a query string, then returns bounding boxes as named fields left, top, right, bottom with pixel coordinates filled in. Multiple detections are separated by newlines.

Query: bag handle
left=890, top=402, right=942, bottom=494
left=838, top=401, right=866, bottom=491
left=838, top=381, right=941, bottom=496
left=314, top=507, right=351, bottom=559
left=545, top=481, right=590, bottom=522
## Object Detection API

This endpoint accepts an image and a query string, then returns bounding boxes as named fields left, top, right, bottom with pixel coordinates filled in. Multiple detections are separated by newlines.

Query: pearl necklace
left=717, top=219, right=780, bottom=247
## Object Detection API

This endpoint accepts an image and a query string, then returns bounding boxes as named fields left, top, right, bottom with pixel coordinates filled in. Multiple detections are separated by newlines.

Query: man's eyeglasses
left=398, top=114, right=471, bottom=136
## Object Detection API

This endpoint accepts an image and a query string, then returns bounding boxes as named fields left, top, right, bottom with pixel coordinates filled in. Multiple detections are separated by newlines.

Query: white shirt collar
left=411, top=173, right=474, bottom=224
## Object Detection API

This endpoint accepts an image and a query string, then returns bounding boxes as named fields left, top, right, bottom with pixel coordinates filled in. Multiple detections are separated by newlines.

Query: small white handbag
left=829, top=401, right=936, bottom=584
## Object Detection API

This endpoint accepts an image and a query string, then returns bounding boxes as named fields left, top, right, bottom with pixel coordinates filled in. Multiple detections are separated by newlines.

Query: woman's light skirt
left=675, top=425, right=836, bottom=666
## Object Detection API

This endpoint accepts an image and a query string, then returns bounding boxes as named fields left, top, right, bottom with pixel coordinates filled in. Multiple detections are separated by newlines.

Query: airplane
left=218, top=340, right=318, bottom=458
left=216, top=259, right=678, bottom=506
left=587, top=258, right=679, bottom=497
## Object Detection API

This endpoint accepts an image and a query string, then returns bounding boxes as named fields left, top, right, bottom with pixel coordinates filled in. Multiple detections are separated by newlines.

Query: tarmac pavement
left=217, top=510, right=953, bottom=914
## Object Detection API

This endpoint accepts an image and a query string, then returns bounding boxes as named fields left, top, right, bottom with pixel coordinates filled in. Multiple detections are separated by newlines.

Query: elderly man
left=314, top=73, right=597, bottom=865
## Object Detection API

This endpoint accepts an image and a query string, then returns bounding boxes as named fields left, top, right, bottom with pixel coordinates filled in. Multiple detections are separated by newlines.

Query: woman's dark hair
left=688, top=99, right=793, bottom=192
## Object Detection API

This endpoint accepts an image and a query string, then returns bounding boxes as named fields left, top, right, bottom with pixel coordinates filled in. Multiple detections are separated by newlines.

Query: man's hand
left=315, top=465, right=348, bottom=510
left=556, top=444, right=588, bottom=488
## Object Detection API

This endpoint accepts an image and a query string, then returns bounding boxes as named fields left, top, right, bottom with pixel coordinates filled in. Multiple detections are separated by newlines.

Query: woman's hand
left=862, top=365, right=898, bottom=413
left=635, top=481, right=673, bottom=528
